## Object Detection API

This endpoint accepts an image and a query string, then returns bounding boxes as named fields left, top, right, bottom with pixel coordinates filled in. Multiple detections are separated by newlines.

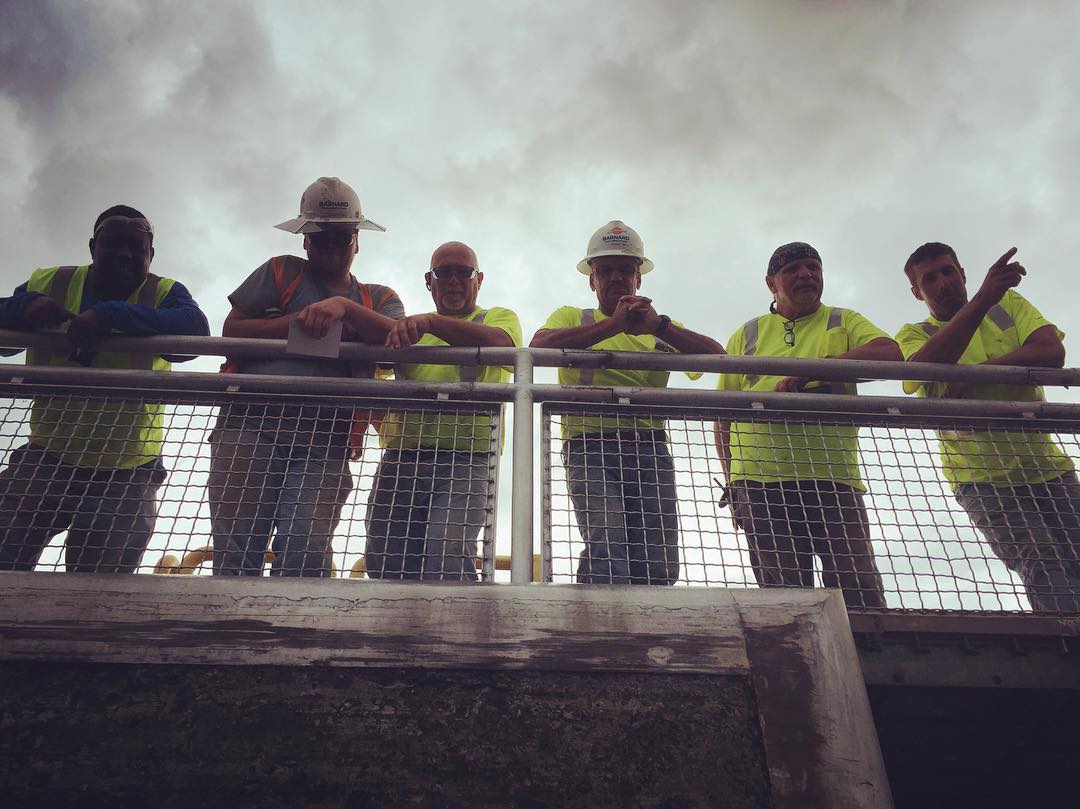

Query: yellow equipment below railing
left=154, top=549, right=542, bottom=581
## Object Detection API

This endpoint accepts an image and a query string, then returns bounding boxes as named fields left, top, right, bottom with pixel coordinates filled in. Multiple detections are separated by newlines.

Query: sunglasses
left=94, top=216, right=155, bottom=236
left=430, top=265, right=478, bottom=281
left=783, top=319, right=796, bottom=347
left=308, top=230, right=356, bottom=249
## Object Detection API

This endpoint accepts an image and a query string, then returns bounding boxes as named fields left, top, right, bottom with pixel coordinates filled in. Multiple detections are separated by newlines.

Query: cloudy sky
left=4, top=1, right=1079, bottom=597
left=3, top=0, right=1079, bottom=381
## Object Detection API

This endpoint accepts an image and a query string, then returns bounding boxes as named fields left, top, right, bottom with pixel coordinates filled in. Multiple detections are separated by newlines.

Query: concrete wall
left=0, top=575, right=891, bottom=809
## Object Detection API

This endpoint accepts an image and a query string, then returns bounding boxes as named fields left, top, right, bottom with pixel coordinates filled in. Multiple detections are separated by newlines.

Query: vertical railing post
left=510, top=349, right=534, bottom=584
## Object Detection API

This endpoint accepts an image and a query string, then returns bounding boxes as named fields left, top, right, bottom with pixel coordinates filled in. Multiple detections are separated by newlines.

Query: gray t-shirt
left=221, top=255, right=404, bottom=440
left=229, top=254, right=404, bottom=378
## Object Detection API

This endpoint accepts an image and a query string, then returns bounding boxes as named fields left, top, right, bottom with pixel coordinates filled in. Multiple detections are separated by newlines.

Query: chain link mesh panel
left=543, top=404, right=1080, bottom=615
left=0, top=392, right=501, bottom=580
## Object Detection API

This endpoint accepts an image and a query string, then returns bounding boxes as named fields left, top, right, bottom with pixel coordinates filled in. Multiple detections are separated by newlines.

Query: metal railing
left=2, top=329, right=1079, bottom=615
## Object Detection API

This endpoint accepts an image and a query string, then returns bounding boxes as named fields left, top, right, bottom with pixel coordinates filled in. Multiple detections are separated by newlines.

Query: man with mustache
left=531, top=221, right=724, bottom=585
left=897, top=242, right=1079, bottom=611
left=363, top=241, right=521, bottom=580
left=210, top=177, right=403, bottom=577
left=715, top=242, right=898, bottom=608
left=0, top=205, right=210, bottom=572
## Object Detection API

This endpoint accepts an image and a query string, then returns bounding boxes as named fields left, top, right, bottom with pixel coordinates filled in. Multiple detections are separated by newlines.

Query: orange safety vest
left=221, top=256, right=395, bottom=458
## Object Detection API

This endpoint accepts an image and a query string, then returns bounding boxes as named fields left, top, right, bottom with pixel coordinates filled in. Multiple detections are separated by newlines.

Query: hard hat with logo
left=576, top=220, right=653, bottom=275
left=274, top=177, right=386, bottom=234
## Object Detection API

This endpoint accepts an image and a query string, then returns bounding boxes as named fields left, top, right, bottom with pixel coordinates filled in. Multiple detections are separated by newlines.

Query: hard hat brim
left=274, top=216, right=386, bottom=234
left=576, top=253, right=654, bottom=275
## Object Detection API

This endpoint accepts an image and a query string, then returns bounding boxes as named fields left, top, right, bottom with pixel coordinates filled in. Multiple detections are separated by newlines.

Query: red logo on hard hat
left=610, top=227, right=624, bottom=235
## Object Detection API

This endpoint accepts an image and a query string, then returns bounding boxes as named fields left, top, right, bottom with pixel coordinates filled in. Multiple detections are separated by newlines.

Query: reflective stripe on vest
left=987, top=304, right=1014, bottom=332
left=459, top=309, right=488, bottom=383
left=740, top=317, right=761, bottom=387
left=919, top=305, right=1013, bottom=337
left=580, top=309, right=595, bottom=384
left=741, top=307, right=845, bottom=389
left=41, top=267, right=164, bottom=370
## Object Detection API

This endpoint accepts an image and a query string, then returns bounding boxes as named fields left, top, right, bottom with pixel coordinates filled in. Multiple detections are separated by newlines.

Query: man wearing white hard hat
left=531, top=220, right=724, bottom=585
left=209, top=177, right=404, bottom=577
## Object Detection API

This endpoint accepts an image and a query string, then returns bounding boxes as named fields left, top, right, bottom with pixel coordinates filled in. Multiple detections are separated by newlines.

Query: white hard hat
left=576, top=220, right=653, bottom=275
left=274, top=177, right=386, bottom=234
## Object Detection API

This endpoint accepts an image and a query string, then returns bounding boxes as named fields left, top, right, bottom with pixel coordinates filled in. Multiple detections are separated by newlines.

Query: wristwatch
left=655, top=314, right=672, bottom=337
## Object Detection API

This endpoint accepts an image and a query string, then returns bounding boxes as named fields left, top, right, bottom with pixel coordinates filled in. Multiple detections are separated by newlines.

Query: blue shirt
left=0, top=277, right=210, bottom=363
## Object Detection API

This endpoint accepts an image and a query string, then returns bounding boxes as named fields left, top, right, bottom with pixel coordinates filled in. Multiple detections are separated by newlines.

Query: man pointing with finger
left=365, top=241, right=521, bottom=580
left=532, top=220, right=724, bottom=585
left=897, top=243, right=1080, bottom=611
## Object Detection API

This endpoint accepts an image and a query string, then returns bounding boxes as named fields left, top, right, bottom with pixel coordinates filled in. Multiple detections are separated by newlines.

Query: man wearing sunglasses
left=364, top=241, right=521, bottom=580
left=714, top=241, right=900, bottom=609
left=210, top=177, right=404, bottom=577
left=531, top=221, right=724, bottom=586
left=0, top=205, right=210, bottom=573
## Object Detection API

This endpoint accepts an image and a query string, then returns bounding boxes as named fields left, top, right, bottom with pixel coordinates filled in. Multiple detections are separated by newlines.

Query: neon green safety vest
left=26, top=264, right=176, bottom=469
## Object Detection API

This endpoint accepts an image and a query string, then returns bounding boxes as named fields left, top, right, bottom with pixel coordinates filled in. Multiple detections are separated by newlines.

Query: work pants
left=729, top=480, right=886, bottom=609
left=208, top=426, right=352, bottom=577
left=364, top=447, right=492, bottom=581
left=956, top=471, right=1080, bottom=612
left=0, top=443, right=164, bottom=573
left=563, top=430, right=680, bottom=586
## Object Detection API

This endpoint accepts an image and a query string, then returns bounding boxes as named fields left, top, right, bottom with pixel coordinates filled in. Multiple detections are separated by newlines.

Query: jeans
left=364, top=448, right=492, bottom=581
left=728, top=480, right=887, bottom=609
left=956, top=471, right=1080, bottom=612
left=563, top=430, right=680, bottom=586
left=0, top=443, right=165, bottom=573
left=208, top=426, right=352, bottom=577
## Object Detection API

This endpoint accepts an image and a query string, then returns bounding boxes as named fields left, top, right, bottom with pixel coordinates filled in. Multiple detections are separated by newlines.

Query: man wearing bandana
left=0, top=204, right=210, bottom=572
left=715, top=242, right=900, bottom=608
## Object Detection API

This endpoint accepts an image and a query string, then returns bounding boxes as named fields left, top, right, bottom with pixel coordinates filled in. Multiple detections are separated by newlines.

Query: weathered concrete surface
left=0, top=575, right=892, bottom=808
left=0, top=662, right=771, bottom=809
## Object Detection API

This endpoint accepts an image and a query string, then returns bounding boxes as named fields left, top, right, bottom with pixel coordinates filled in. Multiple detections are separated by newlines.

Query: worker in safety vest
left=209, top=177, right=404, bottom=577
left=897, top=243, right=1080, bottom=612
left=365, top=241, right=521, bottom=580
left=715, top=241, right=898, bottom=609
left=0, top=205, right=210, bottom=572
left=531, top=221, right=724, bottom=585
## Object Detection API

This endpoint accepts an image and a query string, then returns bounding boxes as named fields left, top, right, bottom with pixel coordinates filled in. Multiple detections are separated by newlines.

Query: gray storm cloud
left=2, top=0, right=1079, bottom=363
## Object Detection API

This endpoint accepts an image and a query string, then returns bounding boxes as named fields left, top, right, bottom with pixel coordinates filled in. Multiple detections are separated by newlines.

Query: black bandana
left=767, top=242, right=820, bottom=276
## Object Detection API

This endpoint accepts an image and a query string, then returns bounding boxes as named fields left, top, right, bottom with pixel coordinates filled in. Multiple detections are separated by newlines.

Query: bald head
left=426, top=241, right=483, bottom=315
left=430, top=241, right=478, bottom=270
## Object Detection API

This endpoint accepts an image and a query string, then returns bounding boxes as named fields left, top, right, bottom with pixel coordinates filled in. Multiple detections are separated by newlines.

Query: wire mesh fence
left=3, top=335, right=1080, bottom=618
left=543, top=403, right=1080, bottom=614
left=0, top=391, right=501, bottom=580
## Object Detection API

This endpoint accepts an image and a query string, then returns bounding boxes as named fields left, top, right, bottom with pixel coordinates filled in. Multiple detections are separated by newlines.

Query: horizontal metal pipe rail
left=2, top=364, right=1078, bottom=433
left=2, top=332, right=1080, bottom=616
left=3, top=329, right=1080, bottom=387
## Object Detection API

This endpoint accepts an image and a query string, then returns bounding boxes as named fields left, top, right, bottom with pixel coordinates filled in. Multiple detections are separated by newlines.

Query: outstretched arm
left=909, top=247, right=1025, bottom=365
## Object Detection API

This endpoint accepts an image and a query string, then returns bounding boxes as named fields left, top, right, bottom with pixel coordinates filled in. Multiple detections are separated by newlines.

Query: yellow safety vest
left=25, top=264, right=175, bottom=469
